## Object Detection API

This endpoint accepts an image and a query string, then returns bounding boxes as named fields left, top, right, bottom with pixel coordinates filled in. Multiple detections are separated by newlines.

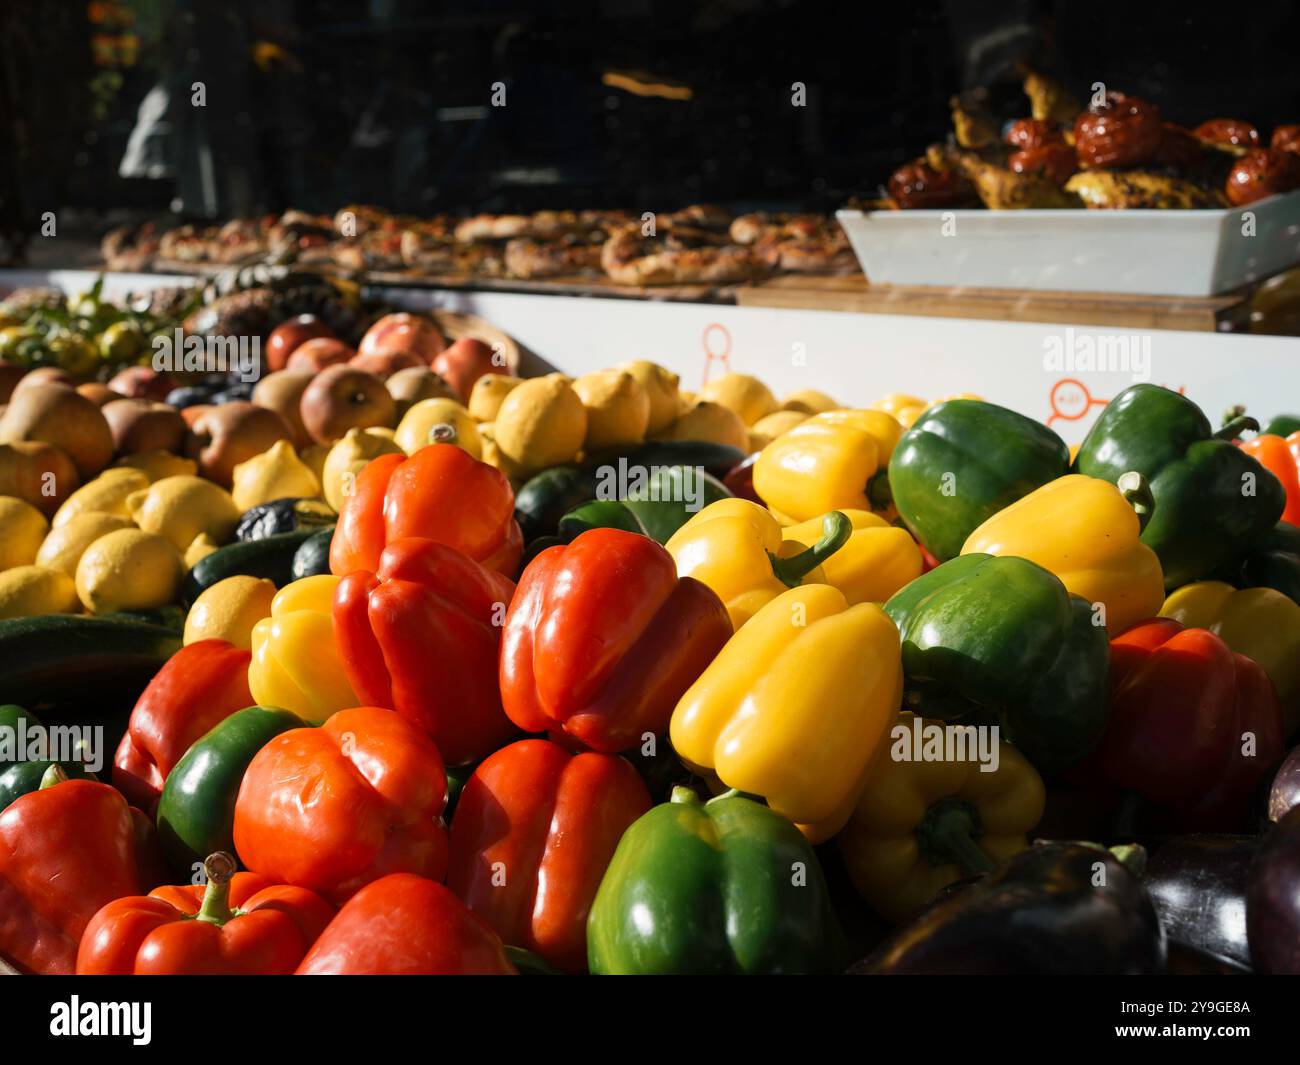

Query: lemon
left=184, top=533, right=221, bottom=569
left=657, top=401, right=749, bottom=451
left=76, top=527, right=184, bottom=614
left=184, top=575, right=277, bottom=650
left=113, top=449, right=198, bottom=482
left=0, top=565, right=80, bottom=620
left=126, top=476, right=240, bottom=555
left=0, top=497, right=50, bottom=571
left=231, top=440, right=323, bottom=512
left=493, top=377, right=587, bottom=476
left=698, top=373, right=777, bottom=426
left=51, top=467, right=150, bottom=529
left=298, top=444, right=330, bottom=485
left=467, top=374, right=524, bottom=422
left=620, top=361, right=681, bottom=434
left=750, top=409, right=810, bottom=449
left=573, top=369, right=650, bottom=451
left=782, top=389, right=840, bottom=416
left=323, top=427, right=405, bottom=511
left=394, top=398, right=482, bottom=459
left=35, top=511, right=134, bottom=577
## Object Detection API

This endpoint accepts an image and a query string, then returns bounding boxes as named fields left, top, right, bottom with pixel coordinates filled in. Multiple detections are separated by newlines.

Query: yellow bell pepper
left=837, top=712, right=1045, bottom=923
left=1160, top=580, right=1300, bottom=737
left=248, top=574, right=357, bottom=724
left=871, top=393, right=983, bottom=429
left=670, top=584, right=902, bottom=842
left=782, top=509, right=923, bottom=605
left=666, top=499, right=853, bottom=629
left=752, top=409, right=904, bottom=523
left=961, top=473, right=1164, bottom=634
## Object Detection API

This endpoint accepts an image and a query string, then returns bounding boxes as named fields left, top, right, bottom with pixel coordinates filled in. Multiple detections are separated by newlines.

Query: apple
left=385, top=366, right=459, bottom=419
left=358, top=312, right=446, bottom=364
left=286, top=337, right=355, bottom=374
left=108, top=365, right=176, bottom=402
left=433, top=337, right=509, bottom=402
left=102, top=398, right=187, bottom=455
left=252, top=369, right=315, bottom=449
left=0, top=440, right=80, bottom=516
left=184, top=401, right=292, bottom=487
left=300, top=365, right=396, bottom=445
left=180, top=403, right=213, bottom=429
left=267, top=315, right=336, bottom=373
left=76, top=382, right=119, bottom=407
left=11, top=367, right=75, bottom=399
left=349, top=349, right=424, bottom=380
left=0, top=360, right=26, bottom=403
left=0, top=382, right=114, bottom=478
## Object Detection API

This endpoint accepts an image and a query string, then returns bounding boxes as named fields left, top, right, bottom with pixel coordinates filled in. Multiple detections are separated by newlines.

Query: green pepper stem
left=195, top=852, right=238, bottom=927
left=916, top=798, right=996, bottom=875
left=38, top=764, right=68, bottom=790
left=770, top=511, right=852, bottom=587
left=1107, top=843, right=1148, bottom=879
left=1222, top=404, right=1247, bottom=428
left=670, top=785, right=702, bottom=806
left=867, top=470, right=893, bottom=511
left=1215, top=415, right=1259, bottom=441
left=1117, top=471, right=1155, bottom=533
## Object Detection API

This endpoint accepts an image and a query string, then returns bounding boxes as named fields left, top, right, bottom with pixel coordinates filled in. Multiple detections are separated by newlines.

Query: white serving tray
left=837, top=189, right=1300, bottom=297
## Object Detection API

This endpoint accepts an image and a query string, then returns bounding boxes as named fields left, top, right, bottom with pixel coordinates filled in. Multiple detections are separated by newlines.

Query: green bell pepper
left=1262, top=414, right=1300, bottom=438
left=0, top=704, right=89, bottom=812
left=587, top=786, right=845, bottom=974
left=1074, top=384, right=1284, bottom=591
left=556, top=500, right=647, bottom=541
left=156, top=704, right=302, bottom=873
left=1214, top=521, right=1300, bottom=606
left=619, top=465, right=732, bottom=544
left=888, top=399, right=1070, bottom=561
left=883, top=553, right=1110, bottom=775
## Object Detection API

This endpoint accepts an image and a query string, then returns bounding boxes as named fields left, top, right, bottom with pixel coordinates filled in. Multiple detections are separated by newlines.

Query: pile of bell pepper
left=5, top=379, right=1300, bottom=978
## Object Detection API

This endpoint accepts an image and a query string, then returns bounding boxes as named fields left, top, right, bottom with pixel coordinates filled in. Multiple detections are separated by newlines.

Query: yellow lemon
left=51, top=467, right=150, bottom=529
left=35, top=511, right=134, bottom=578
left=184, top=575, right=277, bottom=650
left=0, top=565, right=79, bottom=620
left=394, top=398, right=482, bottom=458
left=492, top=377, right=587, bottom=476
left=322, top=427, right=405, bottom=511
left=619, top=361, right=681, bottom=434
left=0, top=497, right=50, bottom=571
left=75, top=528, right=184, bottom=614
left=573, top=369, right=650, bottom=451
left=231, top=440, right=322, bottom=512
left=698, top=373, right=778, bottom=426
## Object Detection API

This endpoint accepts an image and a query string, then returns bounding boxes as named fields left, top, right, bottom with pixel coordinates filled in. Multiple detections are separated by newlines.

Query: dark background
left=2, top=0, right=1299, bottom=249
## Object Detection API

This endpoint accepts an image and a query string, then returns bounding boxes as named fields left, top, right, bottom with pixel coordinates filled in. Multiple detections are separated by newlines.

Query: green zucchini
left=181, top=529, right=318, bottom=605
left=290, top=526, right=336, bottom=581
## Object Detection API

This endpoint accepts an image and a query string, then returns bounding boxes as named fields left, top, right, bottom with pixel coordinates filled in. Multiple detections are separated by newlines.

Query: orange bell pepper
left=1241, top=432, right=1300, bottom=525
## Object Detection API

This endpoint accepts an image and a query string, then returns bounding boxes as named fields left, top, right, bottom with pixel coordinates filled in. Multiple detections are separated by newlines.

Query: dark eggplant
left=1246, top=806, right=1300, bottom=973
left=1143, top=834, right=1256, bottom=968
left=165, top=385, right=218, bottom=409
left=1268, top=746, right=1300, bottom=822
left=235, top=497, right=336, bottom=542
left=853, top=842, right=1165, bottom=975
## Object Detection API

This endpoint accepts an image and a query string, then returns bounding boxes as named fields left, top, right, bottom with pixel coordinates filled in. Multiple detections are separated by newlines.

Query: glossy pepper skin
left=666, top=499, right=855, bottom=629
left=248, top=575, right=357, bottom=725
left=1074, top=385, right=1285, bottom=590
left=77, top=853, right=334, bottom=975
left=781, top=508, right=922, bottom=606
left=1216, top=520, right=1300, bottom=605
left=889, top=399, right=1070, bottom=562
left=296, top=873, right=517, bottom=975
left=838, top=712, right=1045, bottom=924
left=113, top=639, right=254, bottom=813
left=1161, top=581, right=1300, bottom=737
left=1086, top=617, right=1283, bottom=832
left=752, top=409, right=903, bottom=522
left=671, top=584, right=901, bottom=842
left=232, top=705, right=449, bottom=904
left=883, top=554, right=1111, bottom=775
left=330, top=444, right=522, bottom=579
left=587, top=787, right=844, bottom=974
left=500, top=528, right=732, bottom=753
left=961, top=473, right=1165, bottom=635
left=1240, top=431, right=1300, bottom=525
left=858, top=843, right=1165, bottom=975
left=0, top=704, right=90, bottom=811
left=334, top=537, right=517, bottom=765
left=0, top=774, right=142, bottom=974
left=156, top=705, right=304, bottom=874
left=447, top=739, right=651, bottom=973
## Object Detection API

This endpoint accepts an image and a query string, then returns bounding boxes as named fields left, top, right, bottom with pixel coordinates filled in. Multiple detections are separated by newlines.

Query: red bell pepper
left=329, top=444, right=522, bottom=579
left=334, top=537, right=517, bottom=765
left=296, top=872, right=516, bottom=974
left=500, top=528, right=732, bottom=752
left=113, top=639, right=254, bottom=813
left=0, top=771, right=143, bottom=974
left=447, top=739, right=651, bottom=972
left=77, top=852, right=334, bottom=974
left=232, top=705, right=448, bottom=904
left=1089, top=617, right=1284, bottom=830
left=1241, top=433, right=1300, bottom=525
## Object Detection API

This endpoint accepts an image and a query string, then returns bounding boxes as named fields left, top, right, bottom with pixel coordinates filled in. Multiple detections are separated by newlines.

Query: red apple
left=299, top=365, right=396, bottom=445
left=108, top=365, right=176, bottom=402
left=184, top=401, right=291, bottom=487
left=358, top=313, right=446, bottom=364
left=287, top=337, right=355, bottom=374
left=433, top=337, right=510, bottom=402
left=102, top=398, right=187, bottom=455
left=267, top=315, right=336, bottom=373
left=348, top=349, right=424, bottom=380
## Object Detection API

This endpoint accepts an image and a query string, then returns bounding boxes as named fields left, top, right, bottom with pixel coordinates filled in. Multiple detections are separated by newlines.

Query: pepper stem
left=915, top=798, right=996, bottom=875
left=1215, top=414, right=1259, bottom=441
left=770, top=511, right=851, bottom=587
left=195, top=852, right=238, bottom=927
left=670, top=785, right=702, bottom=806
left=1117, top=471, right=1155, bottom=532
left=1222, top=404, right=1247, bottom=428
left=38, top=764, right=68, bottom=790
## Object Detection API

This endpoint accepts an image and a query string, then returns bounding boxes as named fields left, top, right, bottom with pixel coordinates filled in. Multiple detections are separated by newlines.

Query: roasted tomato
left=1195, top=118, right=1262, bottom=149
left=1155, top=123, right=1204, bottom=168
left=1009, top=143, right=1078, bottom=185
left=1074, top=92, right=1163, bottom=169
left=1272, top=125, right=1300, bottom=155
left=1226, top=149, right=1300, bottom=206
left=887, top=159, right=972, bottom=210
left=1005, top=118, right=1064, bottom=151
